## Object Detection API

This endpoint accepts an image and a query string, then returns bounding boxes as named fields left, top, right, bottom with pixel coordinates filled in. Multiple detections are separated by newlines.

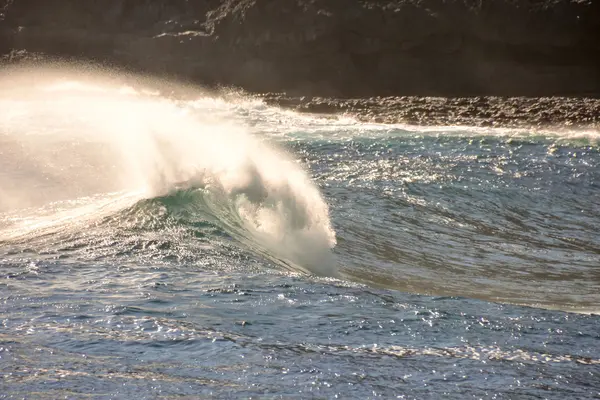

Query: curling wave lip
left=0, top=66, right=338, bottom=277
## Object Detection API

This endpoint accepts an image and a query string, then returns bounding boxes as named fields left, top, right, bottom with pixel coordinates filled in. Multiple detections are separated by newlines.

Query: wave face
left=0, top=66, right=337, bottom=276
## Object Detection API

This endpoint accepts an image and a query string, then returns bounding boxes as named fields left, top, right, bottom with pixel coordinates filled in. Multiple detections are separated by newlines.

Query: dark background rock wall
left=1, top=0, right=599, bottom=97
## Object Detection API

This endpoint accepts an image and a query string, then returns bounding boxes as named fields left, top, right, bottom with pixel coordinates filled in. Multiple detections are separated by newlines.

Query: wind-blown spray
left=0, top=65, right=337, bottom=276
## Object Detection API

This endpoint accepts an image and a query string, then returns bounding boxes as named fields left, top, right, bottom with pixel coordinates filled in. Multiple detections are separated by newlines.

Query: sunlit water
left=1, top=67, right=599, bottom=399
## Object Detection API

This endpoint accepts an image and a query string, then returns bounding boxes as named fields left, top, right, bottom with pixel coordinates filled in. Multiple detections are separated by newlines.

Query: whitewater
left=0, top=66, right=337, bottom=276
left=1, top=66, right=599, bottom=399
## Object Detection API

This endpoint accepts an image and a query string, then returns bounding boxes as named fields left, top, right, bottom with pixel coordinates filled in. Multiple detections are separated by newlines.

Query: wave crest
left=0, top=68, right=337, bottom=276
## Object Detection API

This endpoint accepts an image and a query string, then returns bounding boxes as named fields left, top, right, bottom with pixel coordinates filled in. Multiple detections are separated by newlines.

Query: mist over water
left=2, top=65, right=599, bottom=399
left=0, top=66, right=337, bottom=276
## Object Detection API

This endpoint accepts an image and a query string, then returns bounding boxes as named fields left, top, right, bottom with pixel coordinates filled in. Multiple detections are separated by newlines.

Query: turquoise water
left=1, top=70, right=599, bottom=398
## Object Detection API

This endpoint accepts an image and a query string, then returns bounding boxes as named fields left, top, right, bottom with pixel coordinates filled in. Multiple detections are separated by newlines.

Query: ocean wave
left=0, top=68, right=337, bottom=276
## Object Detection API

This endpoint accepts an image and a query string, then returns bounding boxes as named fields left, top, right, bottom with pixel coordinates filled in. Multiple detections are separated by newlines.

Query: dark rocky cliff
left=1, top=0, right=599, bottom=97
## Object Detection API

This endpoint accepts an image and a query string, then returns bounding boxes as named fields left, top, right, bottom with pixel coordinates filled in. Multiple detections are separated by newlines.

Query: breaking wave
left=0, top=66, right=337, bottom=276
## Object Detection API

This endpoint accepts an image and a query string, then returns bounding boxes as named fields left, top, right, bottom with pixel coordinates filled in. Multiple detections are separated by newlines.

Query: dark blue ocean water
left=1, top=73, right=599, bottom=399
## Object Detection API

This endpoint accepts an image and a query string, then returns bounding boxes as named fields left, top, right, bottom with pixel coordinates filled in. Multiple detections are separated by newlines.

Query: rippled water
left=1, top=68, right=599, bottom=399
left=307, top=132, right=600, bottom=311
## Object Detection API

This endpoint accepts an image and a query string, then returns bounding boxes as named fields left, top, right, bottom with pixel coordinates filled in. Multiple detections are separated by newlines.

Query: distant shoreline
left=2, top=51, right=599, bottom=131
left=260, top=94, right=600, bottom=130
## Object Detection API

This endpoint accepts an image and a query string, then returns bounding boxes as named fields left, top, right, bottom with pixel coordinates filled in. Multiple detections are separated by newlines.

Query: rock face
left=1, top=0, right=599, bottom=97
left=261, top=95, right=600, bottom=129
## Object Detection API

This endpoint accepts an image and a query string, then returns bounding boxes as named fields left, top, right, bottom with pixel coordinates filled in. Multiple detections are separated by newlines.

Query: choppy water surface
left=1, top=68, right=599, bottom=399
